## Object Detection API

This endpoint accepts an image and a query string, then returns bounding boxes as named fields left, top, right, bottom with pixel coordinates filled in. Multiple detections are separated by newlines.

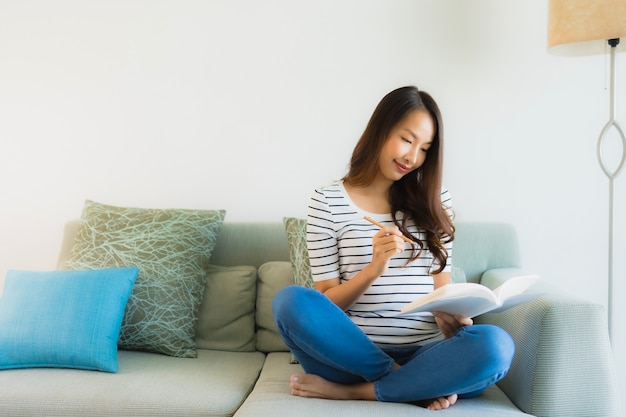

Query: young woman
left=272, top=86, right=514, bottom=410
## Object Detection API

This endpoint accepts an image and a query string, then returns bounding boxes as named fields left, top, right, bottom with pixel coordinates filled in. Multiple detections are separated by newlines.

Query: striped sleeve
left=306, top=188, right=340, bottom=282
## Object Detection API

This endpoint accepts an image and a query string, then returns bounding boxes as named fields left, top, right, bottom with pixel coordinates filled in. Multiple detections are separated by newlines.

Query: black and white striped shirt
left=307, top=181, right=453, bottom=347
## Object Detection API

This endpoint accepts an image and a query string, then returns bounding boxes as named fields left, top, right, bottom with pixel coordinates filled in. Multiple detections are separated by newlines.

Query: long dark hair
left=343, top=86, right=454, bottom=273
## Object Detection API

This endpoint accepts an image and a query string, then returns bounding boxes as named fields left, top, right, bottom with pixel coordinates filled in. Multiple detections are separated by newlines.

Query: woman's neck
left=343, top=179, right=392, bottom=214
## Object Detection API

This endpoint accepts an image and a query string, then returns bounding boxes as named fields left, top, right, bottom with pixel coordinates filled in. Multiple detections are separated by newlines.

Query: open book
left=399, top=274, right=541, bottom=318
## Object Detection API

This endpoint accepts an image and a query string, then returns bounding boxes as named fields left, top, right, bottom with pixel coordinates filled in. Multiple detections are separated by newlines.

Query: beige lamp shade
left=548, top=0, right=626, bottom=54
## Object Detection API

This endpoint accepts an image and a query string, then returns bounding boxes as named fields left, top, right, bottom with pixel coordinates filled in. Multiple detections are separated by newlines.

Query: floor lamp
left=548, top=0, right=626, bottom=343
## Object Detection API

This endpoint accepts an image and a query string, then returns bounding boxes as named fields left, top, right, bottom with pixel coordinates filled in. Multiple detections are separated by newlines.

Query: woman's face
left=377, top=109, right=435, bottom=183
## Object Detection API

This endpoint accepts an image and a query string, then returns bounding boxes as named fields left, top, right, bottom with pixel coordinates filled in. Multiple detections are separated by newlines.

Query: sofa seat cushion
left=234, top=352, right=530, bottom=417
left=0, top=349, right=265, bottom=417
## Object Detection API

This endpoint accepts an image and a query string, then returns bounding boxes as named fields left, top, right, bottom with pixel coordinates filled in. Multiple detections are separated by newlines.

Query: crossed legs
left=272, top=286, right=514, bottom=410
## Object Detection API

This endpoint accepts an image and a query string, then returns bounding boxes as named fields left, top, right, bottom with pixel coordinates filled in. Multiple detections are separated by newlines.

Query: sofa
left=0, top=213, right=621, bottom=417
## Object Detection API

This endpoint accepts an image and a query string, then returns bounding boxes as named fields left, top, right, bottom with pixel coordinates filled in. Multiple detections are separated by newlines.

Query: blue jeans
left=272, top=285, right=515, bottom=403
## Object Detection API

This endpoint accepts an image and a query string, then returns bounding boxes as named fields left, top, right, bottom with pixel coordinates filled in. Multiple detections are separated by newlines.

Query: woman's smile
left=394, top=160, right=411, bottom=174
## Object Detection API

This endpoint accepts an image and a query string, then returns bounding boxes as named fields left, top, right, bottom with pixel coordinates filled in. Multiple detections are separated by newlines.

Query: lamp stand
left=597, top=38, right=626, bottom=343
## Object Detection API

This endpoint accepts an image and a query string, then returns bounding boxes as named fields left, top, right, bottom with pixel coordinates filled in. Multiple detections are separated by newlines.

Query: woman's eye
left=402, top=137, right=412, bottom=144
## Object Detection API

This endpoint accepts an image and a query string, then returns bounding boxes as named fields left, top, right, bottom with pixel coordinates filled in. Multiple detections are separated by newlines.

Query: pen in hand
left=363, top=216, right=416, bottom=245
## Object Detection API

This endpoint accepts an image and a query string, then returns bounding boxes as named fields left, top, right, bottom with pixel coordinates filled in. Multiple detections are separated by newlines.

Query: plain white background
left=0, top=0, right=624, bottom=409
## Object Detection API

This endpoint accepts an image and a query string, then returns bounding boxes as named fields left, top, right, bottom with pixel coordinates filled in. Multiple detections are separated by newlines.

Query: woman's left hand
left=433, top=312, right=473, bottom=339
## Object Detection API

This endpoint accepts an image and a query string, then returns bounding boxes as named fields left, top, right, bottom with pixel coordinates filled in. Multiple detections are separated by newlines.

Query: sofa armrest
left=476, top=268, right=622, bottom=417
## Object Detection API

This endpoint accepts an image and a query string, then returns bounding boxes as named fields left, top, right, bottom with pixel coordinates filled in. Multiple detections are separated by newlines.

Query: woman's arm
left=432, top=271, right=451, bottom=290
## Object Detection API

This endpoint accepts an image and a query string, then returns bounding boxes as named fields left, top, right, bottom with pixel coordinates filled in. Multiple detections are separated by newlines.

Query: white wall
left=0, top=0, right=624, bottom=410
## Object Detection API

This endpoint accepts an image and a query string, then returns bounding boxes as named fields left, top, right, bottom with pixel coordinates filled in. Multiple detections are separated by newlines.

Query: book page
left=492, top=275, right=540, bottom=301
left=399, top=275, right=542, bottom=318
left=400, top=282, right=499, bottom=317
left=411, top=296, right=500, bottom=318
left=487, top=292, right=542, bottom=313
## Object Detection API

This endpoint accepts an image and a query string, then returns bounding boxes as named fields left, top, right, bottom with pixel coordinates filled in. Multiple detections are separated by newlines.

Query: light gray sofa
left=0, top=221, right=620, bottom=417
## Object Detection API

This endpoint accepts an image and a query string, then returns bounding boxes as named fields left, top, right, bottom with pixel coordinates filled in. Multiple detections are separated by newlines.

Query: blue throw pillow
left=0, top=267, right=138, bottom=373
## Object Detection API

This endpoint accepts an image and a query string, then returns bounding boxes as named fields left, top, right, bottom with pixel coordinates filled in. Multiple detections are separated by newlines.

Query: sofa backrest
left=204, top=221, right=524, bottom=353
left=209, top=221, right=521, bottom=281
left=57, top=220, right=292, bottom=269
left=59, top=220, right=521, bottom=283
left=57, top=220, right=522, bottom=354
left=210, top=222, right=290, bottom=267
left=453, top=222, right=522, bottom=283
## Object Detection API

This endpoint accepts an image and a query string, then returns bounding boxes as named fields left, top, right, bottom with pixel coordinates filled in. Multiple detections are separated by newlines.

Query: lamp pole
left=596, top=38, right=626, bottom=343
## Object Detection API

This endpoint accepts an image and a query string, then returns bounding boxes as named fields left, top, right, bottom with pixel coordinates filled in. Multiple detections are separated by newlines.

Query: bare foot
left=290, top=373, right=458, bottom=411
left=289, top=374, right=376, bottom=401
left=425, top=394, right=458, bottom=410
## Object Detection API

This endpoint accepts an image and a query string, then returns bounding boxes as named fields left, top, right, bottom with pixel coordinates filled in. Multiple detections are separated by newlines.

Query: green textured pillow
left=195, top=265, right=257, bottom=352
left=66, top=200, right=225, bottom=358
left=282, top=217, right=315, bottom=289
left=256, top=261, right=292, bottom=353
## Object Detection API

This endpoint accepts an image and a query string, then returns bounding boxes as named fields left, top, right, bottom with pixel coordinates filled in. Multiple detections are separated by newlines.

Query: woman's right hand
left=369, top=226, right=406, bottom=277
left=317, top=226, right=407, bottom=311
